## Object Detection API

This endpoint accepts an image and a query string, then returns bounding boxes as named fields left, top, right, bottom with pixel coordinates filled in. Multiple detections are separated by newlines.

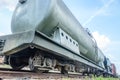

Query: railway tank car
left=12, top=0, right=98, bottom=63
left=97, top=49, right=105, bottom=69
left=111, top=63, right=117, bottom=77
left=0, top=0, right=117, bottom=76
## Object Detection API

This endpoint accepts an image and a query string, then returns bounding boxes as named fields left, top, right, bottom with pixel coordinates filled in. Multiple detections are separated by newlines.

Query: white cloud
left=92, top=31, right=111, bottom=51
left=0, top=32, right=5, bottom=36
left=0, top=0, right=18, bottom=11
left=92, top=31, right=120, bottom=74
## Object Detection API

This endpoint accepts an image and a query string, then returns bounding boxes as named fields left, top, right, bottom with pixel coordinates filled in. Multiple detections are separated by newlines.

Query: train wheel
left=28, top=53, right=53, bottom=72
left=61, top=66, right=68, bottom=75
left=9, top=56, right=26, bottom=70
left=28, top=56, right=38, bottom=71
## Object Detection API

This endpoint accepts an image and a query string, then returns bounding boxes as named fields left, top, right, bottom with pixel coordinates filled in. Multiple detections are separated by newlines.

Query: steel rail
left=0, top=68, right=87, bottom=80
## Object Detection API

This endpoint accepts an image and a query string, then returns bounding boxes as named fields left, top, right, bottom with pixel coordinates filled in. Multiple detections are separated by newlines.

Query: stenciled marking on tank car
left=0, top=39, right=6, bottom=51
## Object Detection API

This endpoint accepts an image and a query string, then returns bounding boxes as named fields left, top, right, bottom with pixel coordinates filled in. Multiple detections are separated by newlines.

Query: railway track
left=0, top=68, right=87, bottom=80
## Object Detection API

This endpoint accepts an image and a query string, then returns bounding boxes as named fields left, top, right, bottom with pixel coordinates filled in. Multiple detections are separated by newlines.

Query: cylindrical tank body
left=11, top=0, right=98, bottom=62
left=97, top=48, right=105, bottom=68
left=106, top=58, right=112, bottom=73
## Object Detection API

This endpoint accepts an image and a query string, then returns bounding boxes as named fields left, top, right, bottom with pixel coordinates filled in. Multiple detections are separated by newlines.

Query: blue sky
left=0, top=0, right=120, bottom=74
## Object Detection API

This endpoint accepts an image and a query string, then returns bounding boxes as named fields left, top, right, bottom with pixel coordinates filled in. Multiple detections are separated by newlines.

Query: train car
left=103, top=57, right=117, bottom=77
left=106, top=58, right=112, bottom=73
left=11, top=0, right=99, bottom=63
left=0, top=0, right=116, bottom=76
left=97, top=49, right=105, bottom=69
left=111, top=63, right=117, bottom=77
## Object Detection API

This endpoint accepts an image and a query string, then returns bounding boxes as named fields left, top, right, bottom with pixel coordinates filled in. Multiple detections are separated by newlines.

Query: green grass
left=87, top=76, right=119, bottom=80
left=92, top=77, right=119, bottom=80
left=61, top=77, right=120, bottom=80
left=62, top=76, right=119, bottom=80
left=0, top=64, right=11, bottom=68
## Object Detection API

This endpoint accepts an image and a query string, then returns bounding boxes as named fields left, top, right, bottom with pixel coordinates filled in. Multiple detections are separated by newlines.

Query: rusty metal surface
left=0, top=68, right=86, bottom=80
